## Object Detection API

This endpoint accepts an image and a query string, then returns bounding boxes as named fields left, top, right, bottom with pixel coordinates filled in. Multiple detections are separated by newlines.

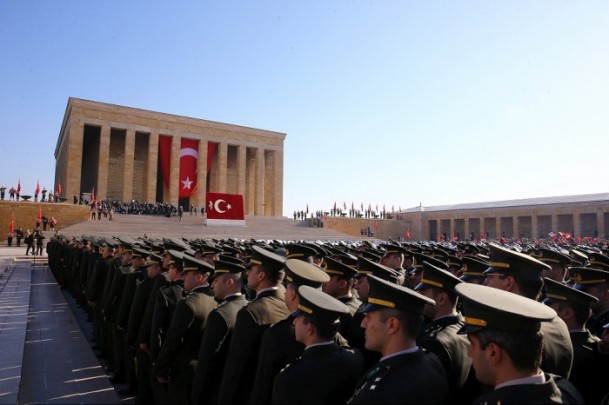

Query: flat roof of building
left=402, top=192, right=609, bottom=213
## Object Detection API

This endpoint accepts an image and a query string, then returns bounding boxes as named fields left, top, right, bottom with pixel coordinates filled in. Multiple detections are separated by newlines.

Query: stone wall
left=0, top=201, right=90, bottom=242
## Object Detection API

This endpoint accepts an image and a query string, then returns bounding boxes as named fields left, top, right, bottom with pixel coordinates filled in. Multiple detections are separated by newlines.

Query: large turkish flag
left=180, top=138, right=199, bottom=197
left=206, top=192, right=245, bottom=220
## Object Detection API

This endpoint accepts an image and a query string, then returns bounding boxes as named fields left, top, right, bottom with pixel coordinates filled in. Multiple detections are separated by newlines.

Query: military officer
left=456, top=283, right=583, bottom=404
left=154, top=254, right=216, bottom=404
left=348, top=275, right=449, bottom=403
left=321, top=256, right=361, bottom=338
left=415, top=261, right=472, bottom=398
left=250, top=258, right=330, bottom=404
left=483, top=243, right=574, bottom=378
left=217, top=245, right=290, bottom=404
left=543, top=277, right=607, bottom=404
left=569, top=265, right=609, bottom=338
left=192, top=260, right=248, bottom=405
left=271, top=286, right=364, bottom=404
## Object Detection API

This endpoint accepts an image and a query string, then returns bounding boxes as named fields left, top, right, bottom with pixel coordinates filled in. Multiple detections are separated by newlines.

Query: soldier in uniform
left=349, top=256, right=401, bottom=372
left=570, top=259, right=609, bottom=337
left=154, top=254, right=216, bottom=404
left=379, top=243, right=408, bottom=286
left=149, top=250, right=184, bottom=403
left=483, top=243, right=574, bottom=378
left=414, top=261, right=472, bottom=398
left=116, top=246, right=148, bottom=396
left=250, top=258, right=330, bottom=404
left=348, top=275, right=449, bottom=403
left=530, top=247, right=574, bottom=283
left=217, top=245, right=290, bottom=404
left=456, top=283, right=583, bottom=404
left=322, top=256, right=361, bottom=338
left=125, top=248, right=162, bottom=402
left=192, top=260, right=248, bottom=405
left=543, top=277, right=608, bottom=404
left=271, top=286, right=364, bottom=404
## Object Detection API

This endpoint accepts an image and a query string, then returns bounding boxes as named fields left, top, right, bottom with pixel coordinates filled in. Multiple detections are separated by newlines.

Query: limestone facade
left=54, top=98, right=286, bottom=216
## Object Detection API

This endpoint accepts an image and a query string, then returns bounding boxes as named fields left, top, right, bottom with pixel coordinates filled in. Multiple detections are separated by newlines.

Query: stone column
left=122, top=129, right=135, bottom=201
left=97, top=125, right=110, bottom=200
left=597, top=211, right=605, bottom=239
left=512, top=217, right=519, bottom=239
left=255, top=147, right=265, bottom=215
left=495, top=217, right=501, bottom=239
left=147, top=131, right=159, bottom=203
left=237, top=144, right=247, bottom=196
left=217, top=142, right=228, bottom=192
left=195, top=140, right=208, bottom=208
left=169, top=135, right=180, bottom=205
left=67, top=120, right=84, bottom=200
left=273, top=149, right=283, bottom=217
left=573, top=211, right=581, bottom=238
left=464, top=219, right=470, bottom=241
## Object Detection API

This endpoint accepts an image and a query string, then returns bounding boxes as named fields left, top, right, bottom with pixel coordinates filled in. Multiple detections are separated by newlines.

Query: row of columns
left=432, top=211, right=606, bottom=240
left=64, top=123, right=282, bottom=215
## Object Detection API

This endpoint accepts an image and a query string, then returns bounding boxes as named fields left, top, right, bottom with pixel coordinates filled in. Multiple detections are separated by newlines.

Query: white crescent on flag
left=180, top=148, right=198, bottom=159
left=214, top=199, right=227, bottom=213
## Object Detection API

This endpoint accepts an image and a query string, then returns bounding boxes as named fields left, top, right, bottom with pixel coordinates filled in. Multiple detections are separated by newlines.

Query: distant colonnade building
left=399, top=193, right=609, bottom=241
left=54, top=98, right=285, bottom=216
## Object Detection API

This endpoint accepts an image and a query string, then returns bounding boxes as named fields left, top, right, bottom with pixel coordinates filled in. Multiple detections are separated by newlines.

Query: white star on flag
left=181, top=176, right=193, bottom=190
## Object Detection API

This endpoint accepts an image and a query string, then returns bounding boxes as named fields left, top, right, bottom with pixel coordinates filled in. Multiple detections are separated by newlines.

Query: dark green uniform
left=192, top=294, right=248, bottom=405
left=217, top=288, right=290, bottom=404
left=153, top=285, right=216, bottom=405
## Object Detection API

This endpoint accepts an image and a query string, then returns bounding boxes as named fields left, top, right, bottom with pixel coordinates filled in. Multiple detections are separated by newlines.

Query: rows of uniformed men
left=46, top=236, right=609, bottom=404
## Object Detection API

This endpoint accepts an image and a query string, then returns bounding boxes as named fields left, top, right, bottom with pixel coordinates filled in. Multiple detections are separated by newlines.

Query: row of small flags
left=9, top=179, right=63, bottom=196
left=305, top=202, right=402, bottom=213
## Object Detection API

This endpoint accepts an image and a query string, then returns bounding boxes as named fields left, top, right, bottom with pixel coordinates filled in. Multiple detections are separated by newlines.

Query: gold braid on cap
left=464, top=316, right=487, bottom=327
left=420, top=279, right=444, bottom=288
left=367, top=297, right=396, bottom=308
left=489, top=261, right=510, bottom=269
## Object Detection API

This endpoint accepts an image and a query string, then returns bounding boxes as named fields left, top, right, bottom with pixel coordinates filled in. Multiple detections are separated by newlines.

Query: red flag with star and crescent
left=206, top=192, right=245, bottom=220
left=180, top=139, right=199, bottom=197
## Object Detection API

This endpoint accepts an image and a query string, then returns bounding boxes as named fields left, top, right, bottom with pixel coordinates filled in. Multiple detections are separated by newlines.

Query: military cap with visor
left=484, top=243, right=550, bottom=276
left=568, top=267, right=609, bottom=290
left=415, top=261, right=463, bottom=292
left=283, top=259, right=330, bottom=288
left=359, top=274, right=435, bottom=314
left=356, top=256, right=400, bottom=283
left=586, top=252, right=609, bottom=271
left=323, top=256, right=358, bottom=279
left=294, top=285, right=349, bottom=323
left=182, top=254, right=215, bottom=275
left=460, top=256, right=489, bottom=282
left=543, top=277, right=598, bottom=307
left=248, top=245, right=286, bottom=274
left=456, top=283, right=557, bottom=334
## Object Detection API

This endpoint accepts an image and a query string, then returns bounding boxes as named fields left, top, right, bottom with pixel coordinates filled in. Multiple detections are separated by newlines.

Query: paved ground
left=0, top=213, right=357, bottom=404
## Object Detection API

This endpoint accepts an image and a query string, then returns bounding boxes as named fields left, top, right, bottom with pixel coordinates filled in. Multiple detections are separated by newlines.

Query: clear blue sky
left=1, top=1, right=608, bottom=216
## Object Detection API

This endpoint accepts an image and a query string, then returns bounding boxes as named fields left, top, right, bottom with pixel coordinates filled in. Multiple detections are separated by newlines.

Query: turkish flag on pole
left=17, top=179, right=21, bottom=194
left=179, top=138, right=199, bottom=197
left=405, top=229, right=411, bottom=240
left=205, top=192, right=245, bottom=226
left=91, top=187, right=95, bottom=202
left=35, top=180, right=40, bottom=196
left=57, top=180, right=62, bottom=196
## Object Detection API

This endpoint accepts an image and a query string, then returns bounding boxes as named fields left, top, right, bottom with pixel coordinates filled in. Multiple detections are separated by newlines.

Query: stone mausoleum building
left=54, top=98, right=285, bottom=216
